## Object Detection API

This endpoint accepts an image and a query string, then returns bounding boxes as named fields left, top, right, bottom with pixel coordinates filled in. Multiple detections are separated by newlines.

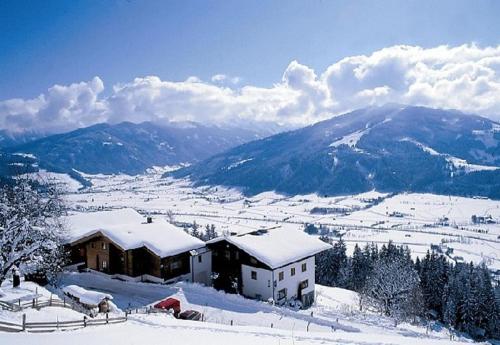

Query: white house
left=207, top=227, right=330, bottom=307
left=65, top=208, right=212, bottom=285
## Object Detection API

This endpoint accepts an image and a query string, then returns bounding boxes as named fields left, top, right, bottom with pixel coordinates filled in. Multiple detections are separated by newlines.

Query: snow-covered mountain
left=170, top=105, right=500, bottom=198
left=0, top=129, right=47, bottom=148
left=4, top=121, right=276, bottom=176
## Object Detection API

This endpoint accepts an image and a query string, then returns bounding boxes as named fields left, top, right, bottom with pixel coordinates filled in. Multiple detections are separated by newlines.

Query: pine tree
left=331, top=238, right=348, bottom=285
left=419, top=250, right=449, bottom=318
left=315, top=236, right=335, bottom=286
left=351, top=244, right=370, bottom=292
left=191, top=221, right=202, bottom=239
left=203, top=224, right=217, bottom=241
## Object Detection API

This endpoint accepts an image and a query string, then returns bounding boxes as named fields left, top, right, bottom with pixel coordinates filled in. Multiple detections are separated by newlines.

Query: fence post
left=22, top=314, right=26, bottom=331
left=49, top=294, right=52, bottom=306
left=84, top=316, right=87, bottom=327
left=230, top=320, right=233, bottom=326
left=271, top=323, right=273, bottom=328
left=106, top=313, right=109, bottom=324
left=63, top=297, right=66, bottom=308
left=32, top=298, right=35, bottom=308
left=307, top=322, right=310, bottom=332
left=18, top=299, right=21, bottom=308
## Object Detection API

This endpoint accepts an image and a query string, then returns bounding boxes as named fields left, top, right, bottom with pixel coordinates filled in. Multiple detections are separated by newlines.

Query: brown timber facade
left=69, top=232, right=190, bottom=280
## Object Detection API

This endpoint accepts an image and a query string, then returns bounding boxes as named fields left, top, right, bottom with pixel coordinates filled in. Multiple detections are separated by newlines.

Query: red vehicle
left=154, top=298, right=181, bottom=317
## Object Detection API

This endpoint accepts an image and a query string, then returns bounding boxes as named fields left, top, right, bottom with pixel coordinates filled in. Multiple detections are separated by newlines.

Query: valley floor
left=59, top=170, right=500, bottom=272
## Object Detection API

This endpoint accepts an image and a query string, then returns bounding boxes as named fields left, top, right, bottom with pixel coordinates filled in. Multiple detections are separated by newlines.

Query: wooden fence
left=1, top=295, right=91, bottom=316
left=0, top=294, right=127, bottom=333
left=0, top=312, right=127, bottom=333
left=0, top=300, right=22, bottom=312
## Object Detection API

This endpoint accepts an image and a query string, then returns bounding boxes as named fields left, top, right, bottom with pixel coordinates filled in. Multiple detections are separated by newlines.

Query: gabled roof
left=65, top=208, right=205, bottom=258
left=208, top=227, right=331, bottom=269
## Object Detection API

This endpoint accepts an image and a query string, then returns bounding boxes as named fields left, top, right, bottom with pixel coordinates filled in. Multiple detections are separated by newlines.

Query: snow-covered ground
left=61, top=171, right=500, bottom=271
left=3, top=171, right=496, bottom=343
left=0, top=274, right=481, bottom=344
left=2, top=319, right=478, bottom=345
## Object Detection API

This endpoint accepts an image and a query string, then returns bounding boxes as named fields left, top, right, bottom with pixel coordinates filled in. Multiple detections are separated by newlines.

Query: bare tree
left=165, top=209, right=175, bottom=223
left=0, top=177, right=68, bottom=285
left=361, top=257, right=421, bottom=324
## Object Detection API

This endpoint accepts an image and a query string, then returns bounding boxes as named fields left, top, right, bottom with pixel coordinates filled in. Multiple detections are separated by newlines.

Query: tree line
left=315, top=237, right=499, bottom=340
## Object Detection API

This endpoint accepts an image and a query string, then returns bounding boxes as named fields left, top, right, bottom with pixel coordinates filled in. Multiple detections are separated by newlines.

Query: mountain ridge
left=2, top=120, right=276, bottom=176
left=169, top=105, right=500, bottom=199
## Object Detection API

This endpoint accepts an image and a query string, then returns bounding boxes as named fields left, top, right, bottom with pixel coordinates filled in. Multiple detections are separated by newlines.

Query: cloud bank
left=1, top=44, right=500, bottom=133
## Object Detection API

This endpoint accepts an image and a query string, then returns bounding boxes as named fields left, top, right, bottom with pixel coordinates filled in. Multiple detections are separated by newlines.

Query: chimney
left=146, top=216, right=153, bottom=224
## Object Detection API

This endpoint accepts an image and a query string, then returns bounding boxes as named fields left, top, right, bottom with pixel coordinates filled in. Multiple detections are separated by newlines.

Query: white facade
left=273, top=256, right=315, bottom=304
left=190, top=249, right=212, bottom=286
left=241, top=256, right=316, bottom=306
left=241, top=264, right=273, bottom=300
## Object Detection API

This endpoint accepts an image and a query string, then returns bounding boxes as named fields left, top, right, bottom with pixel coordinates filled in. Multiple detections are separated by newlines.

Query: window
left=102, top=260, right=107, bottom=269
left=198, top=255, right=202, bottom=263
left=91, top=243, right=95, bottom=249
left=171, top=260, right=182, bottom=270
left=278, top=288, right=287, bottom=300
left=102, top=242, right=106, bottom=250
left=251, top=271, right=257, bottom=280
left=224, top=250, right=231, bottom=260
left=291, top=267, right=296, bottom=276
left=301, top=263, right=307, bottom=272
left=300, top=279, right=309, bottom=289
left=267, top=280, right=271, bottom=288
left=279, top=271, right=284, bottom=281
left=250, top=257, right=257, bottom=265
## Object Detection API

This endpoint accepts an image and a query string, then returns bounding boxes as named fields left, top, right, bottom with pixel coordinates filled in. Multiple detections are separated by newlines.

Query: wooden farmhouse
left=207, top=228, right=330, bottom=307
left=66, top=209, right=211, bottom=285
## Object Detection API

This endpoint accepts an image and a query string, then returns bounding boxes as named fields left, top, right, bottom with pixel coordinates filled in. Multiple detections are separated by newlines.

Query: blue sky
left=1, top=0, right=499, bottom=99
left=1, top=0, right=500, bottom=132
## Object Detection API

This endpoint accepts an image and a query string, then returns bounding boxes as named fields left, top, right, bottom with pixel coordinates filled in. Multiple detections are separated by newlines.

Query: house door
left=96, top=255, right=100, bottom=271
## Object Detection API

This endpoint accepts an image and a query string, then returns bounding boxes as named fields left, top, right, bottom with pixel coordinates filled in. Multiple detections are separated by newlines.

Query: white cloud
left=1, top=44, right=500, bottom=133
left=211, top=74, right=241, bottom=85
left=0, top=77, right=106, bottom=133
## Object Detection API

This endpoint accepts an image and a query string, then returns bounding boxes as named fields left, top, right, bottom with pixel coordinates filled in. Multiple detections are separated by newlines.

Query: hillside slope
left=171, top=105, right=500, bottom=198
left=8, top=121, right=270, bottom=175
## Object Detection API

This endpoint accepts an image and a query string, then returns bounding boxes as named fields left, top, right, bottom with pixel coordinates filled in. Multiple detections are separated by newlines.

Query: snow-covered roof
left=65, top=208, right=205, bottom=258
left=63, top=285, right=112, bottom=306
left=208, top=227, right=331, bottom=269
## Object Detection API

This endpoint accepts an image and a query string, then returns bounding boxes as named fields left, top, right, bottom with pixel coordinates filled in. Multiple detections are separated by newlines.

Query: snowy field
left=0, top=275, right=483, bottom=345
left=60, top=170, right=500, bottom=272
